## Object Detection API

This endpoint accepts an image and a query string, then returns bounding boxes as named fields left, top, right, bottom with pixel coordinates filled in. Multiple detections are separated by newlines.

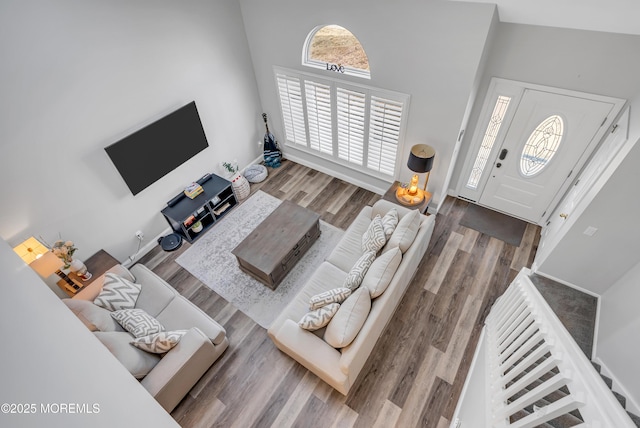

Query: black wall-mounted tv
left=105, top=101, right=209, bottom=195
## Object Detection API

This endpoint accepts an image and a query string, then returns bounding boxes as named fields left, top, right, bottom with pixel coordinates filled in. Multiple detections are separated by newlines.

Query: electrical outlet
left=135, top=230, right=144, bottom=241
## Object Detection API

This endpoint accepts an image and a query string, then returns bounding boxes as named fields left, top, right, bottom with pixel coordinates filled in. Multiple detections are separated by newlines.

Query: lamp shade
left=13, top=237, right=50, bottom=264
left=407, top=144, right=435, bottom=173
left=30, top=251, right=64, bottom=278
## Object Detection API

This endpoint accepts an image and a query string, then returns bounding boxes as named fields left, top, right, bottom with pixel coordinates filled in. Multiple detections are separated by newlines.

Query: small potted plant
left=191, top=220, right=203, bottom=233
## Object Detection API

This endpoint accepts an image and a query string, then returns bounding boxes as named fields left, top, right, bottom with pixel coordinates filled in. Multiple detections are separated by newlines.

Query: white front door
left=457, top=79, right=625, bottom=225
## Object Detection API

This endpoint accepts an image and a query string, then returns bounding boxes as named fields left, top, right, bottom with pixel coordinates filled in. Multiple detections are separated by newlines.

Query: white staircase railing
left=484, top=268, right=634, bottom=427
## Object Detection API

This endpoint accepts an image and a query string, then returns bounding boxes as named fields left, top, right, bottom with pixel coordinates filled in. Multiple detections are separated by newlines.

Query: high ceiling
left=449, top=0, right=640, bottom=36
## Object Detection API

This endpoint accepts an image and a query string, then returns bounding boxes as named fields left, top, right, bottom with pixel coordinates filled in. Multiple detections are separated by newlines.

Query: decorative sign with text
left=326, top=63, right=345, bottom=73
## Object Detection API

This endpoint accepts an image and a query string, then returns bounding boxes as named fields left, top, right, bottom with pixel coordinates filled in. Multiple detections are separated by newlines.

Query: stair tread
left=628, top=411, right=640, bottom=428
left=613, top=390, right=627, bottom=408
left=600, top=373, right=614, bottom=389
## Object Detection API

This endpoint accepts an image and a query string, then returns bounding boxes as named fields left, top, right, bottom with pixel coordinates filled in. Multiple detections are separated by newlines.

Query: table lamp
left=30, top=251, right=64, bottom=278
left=396, top=144, right=435, bottom=206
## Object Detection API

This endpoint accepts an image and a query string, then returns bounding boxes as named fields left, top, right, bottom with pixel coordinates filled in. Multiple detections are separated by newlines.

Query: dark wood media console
left=161, top=173, right=238, bottom=243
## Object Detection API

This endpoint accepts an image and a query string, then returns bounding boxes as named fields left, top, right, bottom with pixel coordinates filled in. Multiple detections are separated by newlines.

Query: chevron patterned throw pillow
left=131, top=330, right=188, bottom=354
left=111, top=308, right=165, bottom=338
left=298, top=303, right=340, bottom=331
left=309, top=287, right=352, bottom=311
left=93, top=273, right=141, bottom=311
left=362, top=215, right=387, bottom=253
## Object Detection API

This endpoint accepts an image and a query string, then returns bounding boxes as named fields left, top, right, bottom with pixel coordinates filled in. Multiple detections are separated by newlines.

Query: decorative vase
left=231, top=173, right=250, bottom=200
left=69, top=259, right=93, bottom=281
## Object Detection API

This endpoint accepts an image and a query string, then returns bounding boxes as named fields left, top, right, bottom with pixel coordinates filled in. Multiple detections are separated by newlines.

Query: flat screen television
left=105, top=101, right=209, bottom=195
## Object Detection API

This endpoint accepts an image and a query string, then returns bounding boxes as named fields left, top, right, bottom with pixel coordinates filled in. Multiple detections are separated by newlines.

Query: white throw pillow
left=343, top=251, right=377, bottom=291
left=298, top=303, right=340, bottom=331
left=309, top=288, right=352, bottom=311
left=362, top=215, right=386, bottom=253
left=385, top=209, right=421, bottom=253
left=62, top=298, right=125, bottom=332
left=324, top=287, right=371, bottom=348
left=93, top=273, right=141, bottom=311
left=131, top=330, right=188, bottom=354
left=111, top=308, right=165, bottom=338
left=381, top=208, right=399, bottom=240
left=362, top=247, right=402, bottom=298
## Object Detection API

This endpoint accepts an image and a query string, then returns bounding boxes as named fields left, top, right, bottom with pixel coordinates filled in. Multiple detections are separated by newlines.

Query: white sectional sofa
left=63, top=264, right=229, bottom=412
left=268, top=199, right=435, bottom=395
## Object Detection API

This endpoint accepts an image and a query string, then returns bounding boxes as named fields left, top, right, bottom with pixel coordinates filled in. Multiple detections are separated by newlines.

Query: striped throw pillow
left=309, top=288, right=352, bottom=311
left=299, top=303, right=340, bottom=331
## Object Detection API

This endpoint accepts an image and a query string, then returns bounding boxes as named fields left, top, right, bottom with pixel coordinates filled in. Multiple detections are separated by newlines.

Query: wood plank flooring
left=137, top=160, right=540, bottom=428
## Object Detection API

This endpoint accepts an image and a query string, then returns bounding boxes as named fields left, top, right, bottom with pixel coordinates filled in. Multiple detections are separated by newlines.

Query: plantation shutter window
left=368, top=96, right=403, bottom=176
left=305, top=80, right=333, bottom=155
left=276, top=73, right=307, bottom=147
left=274, top=67, right=409, bottom=179
left=336, top=88, right=366, bottom=165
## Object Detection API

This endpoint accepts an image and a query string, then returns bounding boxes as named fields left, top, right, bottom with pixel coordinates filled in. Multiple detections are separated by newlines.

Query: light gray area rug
left=176, top=190, right=344, bottom=329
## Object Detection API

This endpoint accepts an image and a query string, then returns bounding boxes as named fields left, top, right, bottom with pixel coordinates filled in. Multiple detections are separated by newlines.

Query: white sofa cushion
left=94, top=331, right=161, bottom=379
left=362, top=215, right=386, bottom=253
left=343, top=251, right=376, bottom=291
left=324, top=287, right=371, bottom=348
left=309, top=288, right=352, bottom=310
left=93, top=273, right=141, bottom=311
left=62, top=298, right=125, bottom=332
left=112, top=308, right=165, bottom=338
left=299, top=303, right=340, bottom=331
left=131, top=330, right=188, bottom=354
left=385, top=209, right=421, bottom=253
left=326, top=212, right=372, bottom=272
left=362, top=247, right=402, bottom=298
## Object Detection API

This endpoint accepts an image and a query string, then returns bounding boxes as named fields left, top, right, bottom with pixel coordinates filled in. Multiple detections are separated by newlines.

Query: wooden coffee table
left=232, top=200, right=321, bottom=290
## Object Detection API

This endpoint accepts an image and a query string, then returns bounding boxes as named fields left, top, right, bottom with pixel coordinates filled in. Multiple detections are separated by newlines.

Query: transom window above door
left=303, top=25, right=370, bottom=79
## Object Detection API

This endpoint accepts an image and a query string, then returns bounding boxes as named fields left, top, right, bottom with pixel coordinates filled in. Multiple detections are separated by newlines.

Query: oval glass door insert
left=520, top=115, right=564, bottom=177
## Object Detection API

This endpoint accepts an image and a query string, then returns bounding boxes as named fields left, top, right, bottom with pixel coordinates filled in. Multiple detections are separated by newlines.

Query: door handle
left=559, top=213, right=568, bottom=219
left=496, top=163, right=502, bottom=168
left=499, top=148, right=508, bottom=160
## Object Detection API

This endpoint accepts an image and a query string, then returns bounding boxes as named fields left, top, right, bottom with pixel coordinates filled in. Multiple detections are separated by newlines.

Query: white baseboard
left=593, top=356, right=640, bottom=416
left=282, top=152, right=388, bottom=195
left=122, top=227, right=171, bottom=268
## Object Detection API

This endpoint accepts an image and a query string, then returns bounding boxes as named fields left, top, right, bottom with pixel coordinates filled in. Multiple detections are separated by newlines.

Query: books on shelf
left=213, top=203, right=231, bottom=216
left=184, top=182, right=203, bottom=199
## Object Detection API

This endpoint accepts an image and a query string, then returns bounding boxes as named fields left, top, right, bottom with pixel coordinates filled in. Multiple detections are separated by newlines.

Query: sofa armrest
left=140, top=327, right=227, bottom=413
left=270, top=319, right=349, bottom=394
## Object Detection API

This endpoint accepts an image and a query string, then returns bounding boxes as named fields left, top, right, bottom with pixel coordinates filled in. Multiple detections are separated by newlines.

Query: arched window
left=303, top=25, right=370, bottom=79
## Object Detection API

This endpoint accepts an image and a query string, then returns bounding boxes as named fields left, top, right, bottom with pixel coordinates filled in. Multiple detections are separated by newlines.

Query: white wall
left=0, top=0, right=263, bottom=262
left=239, top=0, right=496, bottom=201
left=448, top=22, right=640, bottom=292
left=0, top=239, right=178, bottom=427
left=450, top=23, right=640, bottom=193
left=597, top=259, right=640, bottom=409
